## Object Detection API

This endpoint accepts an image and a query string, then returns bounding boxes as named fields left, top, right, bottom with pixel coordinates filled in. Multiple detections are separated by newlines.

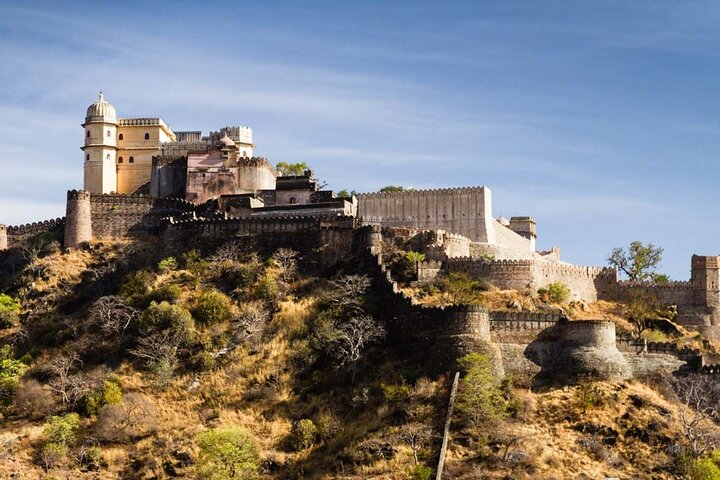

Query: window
left=86, top=154, right=90, bottom=161
left=118, top=156, right=123, bottom=163
left=144, top=133, right=150, bottom=140
left=119, top=133, right=124, bottom=140
left=106, top=130, right=111, bottom=137
left=129, top=156, right=134, bottom=163
left=106, top=154, right=111, bottom=160
left=86, top=130, right=90, bottom=138
left=290, top=197, right=297, bottom=205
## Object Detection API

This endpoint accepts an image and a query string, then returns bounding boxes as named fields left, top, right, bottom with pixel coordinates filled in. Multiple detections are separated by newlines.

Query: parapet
left=509, top=216, right=537, bottom=239
left=692, top=254, right=720, bottom=270
left=67, top=189, right=92, bottom=201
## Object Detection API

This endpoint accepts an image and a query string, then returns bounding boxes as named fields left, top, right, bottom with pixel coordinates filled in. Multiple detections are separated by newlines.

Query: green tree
left=441, top=272, right=489, bottom=305
left=379, top=185, right=405, bottom=192
left=196, top=427, right=258, bottom=479
left=0, top=294, right=20, bottom=329
left=336, top=189, right=357, bottom=198
left=275, top=161, right=309, bottom=176
left=537, top=282, right=570, bottom=303
left=456, top=353, right=504, bottom=426
left=608, top=241, right=664, bottom=281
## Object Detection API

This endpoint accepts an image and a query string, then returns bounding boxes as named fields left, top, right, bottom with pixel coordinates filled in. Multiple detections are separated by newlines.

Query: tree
left=89, top=295, right=139, bottom=336
left=93, top=393, right=158, bottom=442
left=456, top=353, right=505, bottom=426
left=196, top=427, right=258, bottom=479
left=670, top=375, right=720, bottom=459
left=323, top=274, right=371, bottom=314
left=329, top=315, right=385, bottom=380
left=194, top=290, right=232, bottom=325
left=441, top=272, right=489, bottom=305
left=380, top=185, right=405, bottom=193
left=275, top=161, right=309, bottom=176
left=271, top=248, right=299, bottom=283
left=336, top=189, right=357, bottom=198
left=608, top=241, right=664, bottom=281
left=0, top=293, right=21, bottom=329
left=399, top=423, right=432, bottom=466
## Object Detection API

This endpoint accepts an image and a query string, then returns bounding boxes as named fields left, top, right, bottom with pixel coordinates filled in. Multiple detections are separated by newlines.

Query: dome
left=215, top=134, right=236, bottom=148
left=85, top=91, right=117, bottom=124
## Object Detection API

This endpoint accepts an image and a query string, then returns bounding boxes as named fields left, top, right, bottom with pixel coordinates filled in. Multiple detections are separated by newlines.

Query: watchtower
left=691, top=255, right=720, bottom=308
left=82, top=92, right=118, bottom=194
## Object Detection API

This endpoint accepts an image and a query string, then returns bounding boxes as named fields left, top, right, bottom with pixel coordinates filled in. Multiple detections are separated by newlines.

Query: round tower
left=82, top=92, right=118, bottom=194
left=0, top=224, right=7, bottom=251
left=64, top=190, right=92, bottom=248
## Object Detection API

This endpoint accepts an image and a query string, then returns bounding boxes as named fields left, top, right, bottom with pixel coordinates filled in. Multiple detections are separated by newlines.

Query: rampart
left=1, top=217, right=66, bottom=249
left=87, top=192, right=196, bottom=239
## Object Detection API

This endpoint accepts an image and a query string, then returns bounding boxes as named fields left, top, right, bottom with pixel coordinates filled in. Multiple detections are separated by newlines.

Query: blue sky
left=1, top=1, right=720, bottom=279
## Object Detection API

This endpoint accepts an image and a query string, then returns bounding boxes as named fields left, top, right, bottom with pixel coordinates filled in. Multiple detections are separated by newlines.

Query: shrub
left=0, top=293, right=21, bottom=329
left=691, top=455, right=720, bottom=480
left=146, top=283, right=183, bottom=304
left=289, top=419, right=317, bottom=451
left=44, top=413, right=81, bottom=446
left=184, top=249, right=209, bottom=286
left=440, top=272, right=489, bottom=305
left=196, top=427, right=258, bottom=479
left=381, top=382, right=411, bottom=410
left=14, top=379, right=59, bottom=419
left=38, top=441, right=68, bottom=470
left=194, top=290, right=232, bottom=325
left=0, top=357, right=27, bottom=397
left=315, top=411, right=342, bottom=441
left=93, top=393, right=157, bottom=442
left=253, top=273, right=280, bottom=303
left=409, top=464, right=433, bottom=480
left=157, top=256, right=178, bottom=273
left=80, top=445, right=104, bottom=470
left=140, top=301, right=194, bottom=340
left=120, top=270, right=155, bottom=301
left=84, top=379, right=122, bottom=416
left=537, top=282, right=570, bottom=303
left=456, top=353, right=505, bottom=426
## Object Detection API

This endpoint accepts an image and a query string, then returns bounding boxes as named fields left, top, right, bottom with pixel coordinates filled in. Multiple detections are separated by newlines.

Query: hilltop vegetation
left=0, top=237, right=719, bottom=479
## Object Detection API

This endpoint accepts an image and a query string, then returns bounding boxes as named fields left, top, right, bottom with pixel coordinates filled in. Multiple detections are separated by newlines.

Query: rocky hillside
left=0, top=237, right=719, bottom=479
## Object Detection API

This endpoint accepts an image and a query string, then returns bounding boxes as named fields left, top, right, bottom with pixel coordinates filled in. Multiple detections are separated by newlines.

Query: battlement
left=692, top=255, right=720, bottom=269
left=617, top=280, right=693, bottom=289
left=67, top=189, right=92, bottom=201
left=235, top=156, right=275, bottom=169
left=118, top=117, right=168, bottom=127
left=561, top=320, right=616, bottom=347
left=357, top=186, right=486, bottom=198
left=6, top=217, right=66, bottom=236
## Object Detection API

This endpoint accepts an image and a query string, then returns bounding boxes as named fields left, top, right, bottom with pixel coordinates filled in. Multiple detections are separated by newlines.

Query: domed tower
left=82, top=92, right=118, bottom=193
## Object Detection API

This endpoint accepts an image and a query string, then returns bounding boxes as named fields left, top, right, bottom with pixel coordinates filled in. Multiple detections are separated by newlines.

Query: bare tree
left=129, top=330, right=181, bottom=368
left=671, top=375, right=720, bottom=458
left=399, top=423, right=432, bottom=466
left=47, top=354, right=94, bottom=407
left=331, top=315, right=385, bottom=380
left=211, top=240, right=244, bottom=264
left=89, top=296, right=139, bottom=336
left=324, top=275, right=371, bottom=314
left=232, top=302, right=269, bottom=347
left=92, top=393, right=158, bottom=442
left=271, top=248, right=298, bottom=283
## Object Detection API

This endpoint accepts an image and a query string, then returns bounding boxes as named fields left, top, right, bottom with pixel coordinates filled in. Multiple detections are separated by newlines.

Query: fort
left=1, top=93, right=719, bottom=384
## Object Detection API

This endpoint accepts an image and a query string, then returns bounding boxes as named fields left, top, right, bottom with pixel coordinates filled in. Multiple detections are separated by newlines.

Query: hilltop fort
left=2, top=93, right=720, bottom=383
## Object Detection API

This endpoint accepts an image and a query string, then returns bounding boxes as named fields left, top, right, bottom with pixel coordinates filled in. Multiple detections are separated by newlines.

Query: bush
left=38, top=441, right=68, bottom=470
left=84, top=379, right=122, bottom=416
left=80, top=445, right=104, bottom=470
left=0, top=293, right=20, bottom=329
left=0, top=357, right=27, bottom=397
left=14, top=379, right=59, bottom=419
left=537, top=282, right=570, bottom=303
left=93, top=393, right=157, bottom=442
left=194, top=290, right=232, bottom=325
left=409, top=464, right=433, bottom=480
left=44, top=413, right=81, bottom=446
left=146, top=283, right=183, bottom=304
left=157, top=256, right=178, bottom=273
left=289, top=419, right=317, bottom=451
left=457, top=353, right=505, bottom=426
left=315, top=411, right=342, bottom=441
left=140, top=301, right=194, bottom=340
left=184, top=250, right=209, bottom=286
left=440, top=272, right=489, bottom=305
left=691, top=455, right=720, bottom=480
left=120, top=270, right=155, bottom=301
left=381, top=382, right=411, bottom=412
left=196, top=427, right=258, bottom=479
left=253, top=273, right=280, bottom=303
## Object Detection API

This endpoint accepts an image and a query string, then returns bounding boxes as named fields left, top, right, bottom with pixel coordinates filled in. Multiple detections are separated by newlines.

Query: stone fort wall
left=358, top=187, right=494, bottom=242
left=0, top=217, right=66, bottom=250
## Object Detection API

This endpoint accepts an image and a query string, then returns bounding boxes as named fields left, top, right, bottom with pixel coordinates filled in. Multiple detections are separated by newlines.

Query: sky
left=1, top=0, right=720, bottom=279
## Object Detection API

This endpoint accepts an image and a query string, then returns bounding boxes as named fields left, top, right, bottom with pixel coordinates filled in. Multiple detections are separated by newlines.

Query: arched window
left=290, top=197, right=297, bottom=205
left=118, top=156, right=123, bottom=163
left=119, top=133, right=124, bottom=140
left=106, top=130, right=111, bottom=137
left=86, top=154, right=90, bottom=161
left=129, top=156, right=134, bottom=163
left=106, top=154, right=110, bottom=160
left=86, top=130, right=90, bottom=138
left=144, top=133, right=150, bottom=140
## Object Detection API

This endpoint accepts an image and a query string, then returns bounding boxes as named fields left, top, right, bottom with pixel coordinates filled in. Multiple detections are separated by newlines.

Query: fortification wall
left=442, top=257, right=536, bottom=290
left=2, top=217, right=66, bottom=249
left=89, top=193, right=195, bottom=239
left=236, top=157, right=276, bottom=192
left=150, top=156, right=187, bottom=199
left=358, top=187, right=494, bottom=242
left=489, top=311, right=562, bottom=343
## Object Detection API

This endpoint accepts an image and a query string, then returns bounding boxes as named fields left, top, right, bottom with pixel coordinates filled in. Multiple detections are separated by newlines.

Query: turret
left=509, top=216, right=537, bottom=251
left=0, top=224, right=7, bottom=251
left=692, top=255, right=720, bottom=307
left=64, top=190, right=92, bottom=248
left=82, top=92, right=118, bottom=194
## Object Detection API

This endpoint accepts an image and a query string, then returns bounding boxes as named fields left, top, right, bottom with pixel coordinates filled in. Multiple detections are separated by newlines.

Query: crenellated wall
left=2, top=217, right=66, bottom=250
